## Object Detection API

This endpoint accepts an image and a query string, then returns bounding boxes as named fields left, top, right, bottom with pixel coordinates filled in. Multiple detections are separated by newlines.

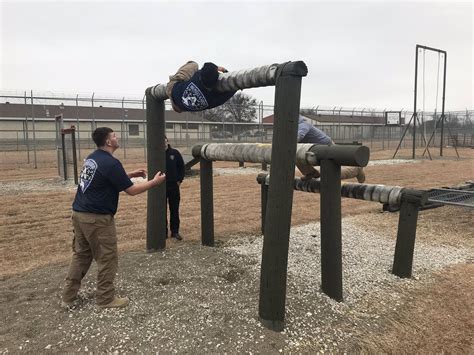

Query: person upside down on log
left=166, top=61, right=237, bottom=113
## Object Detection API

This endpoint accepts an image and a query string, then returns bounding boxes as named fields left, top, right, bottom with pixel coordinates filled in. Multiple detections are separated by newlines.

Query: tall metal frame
left=393, top=44, right=459, bottom=159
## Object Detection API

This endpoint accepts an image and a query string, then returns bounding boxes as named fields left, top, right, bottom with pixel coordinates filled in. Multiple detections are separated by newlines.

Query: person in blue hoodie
left=165, top=61, right=236, bottom=113
left=165, top=136, right=185, bottom=240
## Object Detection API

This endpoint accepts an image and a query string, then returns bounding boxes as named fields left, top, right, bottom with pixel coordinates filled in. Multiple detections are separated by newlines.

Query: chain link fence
left=0, top=91, right=472, bottom=170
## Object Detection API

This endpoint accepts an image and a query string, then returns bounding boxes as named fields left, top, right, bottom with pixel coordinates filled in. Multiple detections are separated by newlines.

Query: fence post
left=75, top=94, right=81, bottom=162
left=55, top=114, right=64, bottom=176
left=30, top=90, right=37, bottom=169
left=24, top=93, right=30, bottom=164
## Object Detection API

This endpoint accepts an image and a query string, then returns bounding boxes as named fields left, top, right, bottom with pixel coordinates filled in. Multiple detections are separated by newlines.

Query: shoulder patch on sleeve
left=79, top=159, right=98, bottom=193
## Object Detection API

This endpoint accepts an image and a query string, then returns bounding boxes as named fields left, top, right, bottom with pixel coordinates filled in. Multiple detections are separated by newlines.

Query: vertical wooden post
left=146, top=90, right=167, bottom=252
left=392, top=200, right=419, bottom=278
left=61, top=131, right=67, bottom=181
left=260, top=181, right=268, bottom=235
left=71, top=126, right=78, bottom=185
left=320, top=159, right=343, bottom=301
left=259, top=62, right=307, bottom=331
left=200, top=158, right=214, bottom=246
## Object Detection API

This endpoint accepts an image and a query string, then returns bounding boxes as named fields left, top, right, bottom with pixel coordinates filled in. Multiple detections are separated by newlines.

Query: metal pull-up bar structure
left=393, top=44, right=459, bottom=160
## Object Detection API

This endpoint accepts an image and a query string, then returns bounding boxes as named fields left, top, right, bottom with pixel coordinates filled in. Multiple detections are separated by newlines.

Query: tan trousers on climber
left=297, top=162, right=366, bottom=183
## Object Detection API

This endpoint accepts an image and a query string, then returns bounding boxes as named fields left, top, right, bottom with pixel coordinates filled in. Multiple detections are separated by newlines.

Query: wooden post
left=259, top=61, right=307, bottom=331
left=392, top=189, right=427, bottom=277
left=320, top=159, right=343, bottom=301
left=71, top=126, right=78, bottom=185
left=200, top=158, right=214, bottom=246
left=145, top=90, right=167, bottom=252
left=392, top=200, right=419, bottom=278
left=261, top=181, right=268, bottom=235
left=61, top=131, right=67, bottom=181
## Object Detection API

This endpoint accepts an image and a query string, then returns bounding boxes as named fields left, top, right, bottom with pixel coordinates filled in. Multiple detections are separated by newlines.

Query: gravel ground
left=1, top=217, right=470, bottom=353
left=367, top=159, right=421, bottom=166
left=212, top=159, right=420, bottom=177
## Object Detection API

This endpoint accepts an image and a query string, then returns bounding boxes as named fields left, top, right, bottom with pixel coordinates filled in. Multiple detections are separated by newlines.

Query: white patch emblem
left=181, top=82, right=208, bottom=110
left=170, top=155, right=175, bottom=160
left=79, top=159, right=98, bottom=193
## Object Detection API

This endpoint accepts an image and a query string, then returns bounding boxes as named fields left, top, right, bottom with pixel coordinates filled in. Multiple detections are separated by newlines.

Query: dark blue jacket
left=171, top=70, right=236, bottom=112
left=165, top=145, right=185, bottom=183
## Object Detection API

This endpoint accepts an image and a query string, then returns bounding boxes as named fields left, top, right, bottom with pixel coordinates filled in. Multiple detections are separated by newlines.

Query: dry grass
left=355, top=263, right=474, bottom=353
left=0, top=146, right=473, bottom=352
left=1, top=147, right=473, bottom=277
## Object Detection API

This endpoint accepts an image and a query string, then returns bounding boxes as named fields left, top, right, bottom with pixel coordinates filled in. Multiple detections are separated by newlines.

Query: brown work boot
left=357, top=168, right=366, bottom=183
left=61, top=298, right=78, bottom=309
left=97, top=296, right=129, bottom=309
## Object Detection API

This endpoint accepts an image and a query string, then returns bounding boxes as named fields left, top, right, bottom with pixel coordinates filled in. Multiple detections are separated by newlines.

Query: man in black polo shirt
left=165, top=136, right=185, bottom=240
left=62, top=127, right=166, bottom=309
left=165, top=61, right=236, bottom=113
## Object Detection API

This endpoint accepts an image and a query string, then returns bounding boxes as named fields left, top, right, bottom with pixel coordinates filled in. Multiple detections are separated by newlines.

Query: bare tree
left=201, top=92, right=258, bottom=123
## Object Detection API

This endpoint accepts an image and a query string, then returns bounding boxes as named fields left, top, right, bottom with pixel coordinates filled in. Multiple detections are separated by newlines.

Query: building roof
left=263, top=113, right=386, bottom=125
left=0, top=103, right=209, bottom=123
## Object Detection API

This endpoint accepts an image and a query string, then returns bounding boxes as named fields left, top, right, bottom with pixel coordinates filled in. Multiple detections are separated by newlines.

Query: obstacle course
left=145, top=60, right=473, bottom=332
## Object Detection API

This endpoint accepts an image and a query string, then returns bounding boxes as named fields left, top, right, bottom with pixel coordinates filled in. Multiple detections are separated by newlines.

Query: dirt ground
left=0, top=147, right=473, bottom=353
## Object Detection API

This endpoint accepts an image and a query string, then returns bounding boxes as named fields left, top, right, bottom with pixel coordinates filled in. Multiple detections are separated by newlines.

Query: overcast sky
left=1, top=0, right=472, bottom=111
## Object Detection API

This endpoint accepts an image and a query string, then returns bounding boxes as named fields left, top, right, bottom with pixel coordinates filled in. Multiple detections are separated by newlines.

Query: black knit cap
left=200, top=62, right=219, bottom=88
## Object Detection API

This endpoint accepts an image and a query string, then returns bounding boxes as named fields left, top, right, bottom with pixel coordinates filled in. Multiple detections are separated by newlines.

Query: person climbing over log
left=165, top=61, right=236, bottom=113
left=297, top=115, right=366, bottom=182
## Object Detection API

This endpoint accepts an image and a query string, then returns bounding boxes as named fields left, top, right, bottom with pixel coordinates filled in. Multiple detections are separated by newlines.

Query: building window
left=180, top=123, right=199, bottom=130
left=129, top=124, right=139, bottom=136
left=166, top=123, right=174, bottom=129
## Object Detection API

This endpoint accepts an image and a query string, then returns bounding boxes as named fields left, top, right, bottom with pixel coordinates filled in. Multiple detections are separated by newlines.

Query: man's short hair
left=200, top=62, right=219, bottom=88
left=92, top=127, right=113, bottom=147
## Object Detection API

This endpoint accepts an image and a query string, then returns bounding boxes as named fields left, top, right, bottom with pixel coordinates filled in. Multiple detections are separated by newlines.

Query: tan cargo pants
left=62, top=211, right=118, bottom=306
left=166, top=61, right=199, bottom=113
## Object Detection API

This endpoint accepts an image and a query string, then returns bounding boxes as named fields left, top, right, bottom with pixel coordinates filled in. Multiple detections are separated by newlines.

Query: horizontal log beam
left=256, top=174, right=427, bottom=206
left=305, top=144, right=370, bottom=167
left=193, top=143, right=369, bottom=167
left=147, top=61, right=308, bottom=101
